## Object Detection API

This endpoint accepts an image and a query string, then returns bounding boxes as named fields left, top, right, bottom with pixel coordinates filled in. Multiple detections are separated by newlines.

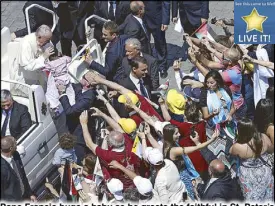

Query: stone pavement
left=1, top=1, right=234, bottom=88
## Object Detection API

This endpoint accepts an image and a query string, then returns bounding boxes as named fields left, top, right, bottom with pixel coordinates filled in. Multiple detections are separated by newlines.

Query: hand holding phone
left=139, top=122, right=145, bottom=132
left=190, top=126, right=196, bottom=138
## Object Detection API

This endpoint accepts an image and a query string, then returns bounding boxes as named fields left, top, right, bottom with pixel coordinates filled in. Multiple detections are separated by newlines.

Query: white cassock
left=253, top=47, right=274, bottom=106
left=9, top=33, right=47, bottom=96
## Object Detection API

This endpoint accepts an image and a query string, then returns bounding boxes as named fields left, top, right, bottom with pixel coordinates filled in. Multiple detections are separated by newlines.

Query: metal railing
left=84, top=14, right=109, bottom=43
left=25, top=4, right=57, bottom=34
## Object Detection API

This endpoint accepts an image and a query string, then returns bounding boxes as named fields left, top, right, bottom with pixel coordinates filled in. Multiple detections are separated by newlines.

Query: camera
left=139, top=122, right=145, bottom=133
left=211, top=17, right=217, bottom=24
left=190, top=126, right=196, bottom=138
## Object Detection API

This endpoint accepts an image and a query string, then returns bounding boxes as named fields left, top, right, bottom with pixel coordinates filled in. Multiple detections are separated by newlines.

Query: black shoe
left=160, top=70, right=168, bottom=79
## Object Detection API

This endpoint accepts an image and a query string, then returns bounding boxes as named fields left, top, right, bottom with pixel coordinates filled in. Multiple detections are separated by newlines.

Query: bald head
left=1, top=136, right=16, bottom=153
left=108, top=131, right=125, bottom=149
left=209, top=159, right=226, bottom=178
left=130, top=1, right=145, bottom=17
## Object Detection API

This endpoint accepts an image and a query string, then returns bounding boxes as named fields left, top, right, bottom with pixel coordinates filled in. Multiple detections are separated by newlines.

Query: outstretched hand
left=108, top=160, right=122, bottom=169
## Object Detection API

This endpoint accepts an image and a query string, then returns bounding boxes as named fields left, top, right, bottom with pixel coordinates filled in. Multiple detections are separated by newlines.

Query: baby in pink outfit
left=44, top=54, right=75, bottom=116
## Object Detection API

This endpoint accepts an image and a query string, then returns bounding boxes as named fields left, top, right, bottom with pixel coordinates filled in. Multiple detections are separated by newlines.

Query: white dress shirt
left=108, top=1, right=116, bottom=17
left=129, top=73, right=149, bottom=97
left=1, top=154, right=13, bottom=169
left=154, top=159, right=186, bottom=204
left=1, top=110, right=11, bottom=136
left=133, top=15, right=147, bottom=34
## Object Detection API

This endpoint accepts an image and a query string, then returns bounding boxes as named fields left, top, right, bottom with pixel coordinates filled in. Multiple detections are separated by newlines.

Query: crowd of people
left=1, top=0, right=274, bottom=203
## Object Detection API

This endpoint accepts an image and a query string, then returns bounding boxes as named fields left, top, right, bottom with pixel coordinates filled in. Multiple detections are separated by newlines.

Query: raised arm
left=126, top=98, right=155, bottom=127
left=170, top=130, right=219, bottom=158
left=158, top=97, right=171, bottom=121
left=90, top=107, right=124, bottom=133
left=243, top=54, right=274, bottom=70
left=143, top=123, right=162, bottom=151
left=188, top=49, right=210, bottom=76
left=84, top=71, right=132, bottom=95
left=96, top=92, right=121, bottom=122
left=197, top=53, right=224, bottom=70
left=79, top=111, right=98, bottom=154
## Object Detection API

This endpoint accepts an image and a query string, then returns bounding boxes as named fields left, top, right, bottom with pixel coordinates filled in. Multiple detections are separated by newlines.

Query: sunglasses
left=222, top=53, right=231, bottom=62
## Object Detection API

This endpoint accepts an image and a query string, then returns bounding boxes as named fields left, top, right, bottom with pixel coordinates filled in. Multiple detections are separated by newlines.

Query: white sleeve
left=174, top=71, right=182, bottom=91
left=256, top=48, right=274, bottom=78
left=18, top=40, right=46, bottom=71
left=155, top=175, right=169, bottom=204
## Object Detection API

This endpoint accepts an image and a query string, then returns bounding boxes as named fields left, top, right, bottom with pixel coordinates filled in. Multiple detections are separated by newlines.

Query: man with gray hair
left=1, top=136, right=36, bottom=201
left=1, top=89, right=32, bottom=139
left=79, top=110, right=141, bottom=189
left=119, top=1, right=151, bottom=55
left=120, top=38, right=159, bottom=90
left=10, top=24, right=55, bottom=96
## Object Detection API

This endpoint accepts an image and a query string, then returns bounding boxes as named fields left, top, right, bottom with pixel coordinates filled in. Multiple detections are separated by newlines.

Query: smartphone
left=101, top=129, right=109, bottom=139
left=211, top=17, right=217, bottom=24
left=139, top=122, right=145, bottom=132
left=190, top=126, right=196, bottom=138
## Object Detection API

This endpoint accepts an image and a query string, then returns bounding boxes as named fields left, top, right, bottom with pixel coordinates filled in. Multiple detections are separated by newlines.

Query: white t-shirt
left=154, top=159, right=186, bottom=204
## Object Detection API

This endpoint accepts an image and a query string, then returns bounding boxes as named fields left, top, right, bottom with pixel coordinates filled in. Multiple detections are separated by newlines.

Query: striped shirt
left=221, top=65, right=244, bottom=109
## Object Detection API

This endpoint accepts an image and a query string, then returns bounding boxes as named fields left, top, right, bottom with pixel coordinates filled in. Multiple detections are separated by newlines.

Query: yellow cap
left=118, top=92, right=139, bottom=105
left=166, top=89, right=186, bottom=115
left=118, top=118, right=137, bottom=134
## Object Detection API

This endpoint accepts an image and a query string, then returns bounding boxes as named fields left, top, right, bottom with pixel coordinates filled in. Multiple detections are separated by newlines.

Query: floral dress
left=238, top=153, right=274, bottom=201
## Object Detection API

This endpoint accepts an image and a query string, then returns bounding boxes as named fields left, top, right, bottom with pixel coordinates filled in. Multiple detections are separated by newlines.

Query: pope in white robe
left=9, top=25, right=53, bottom=96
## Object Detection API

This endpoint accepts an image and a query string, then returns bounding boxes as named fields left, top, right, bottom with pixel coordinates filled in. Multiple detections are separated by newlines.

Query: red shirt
left=170, top=120, right=209, bottom=172
left=130, top=93, right=163, bottom=126
left=95, top=134, right=140, bottom=189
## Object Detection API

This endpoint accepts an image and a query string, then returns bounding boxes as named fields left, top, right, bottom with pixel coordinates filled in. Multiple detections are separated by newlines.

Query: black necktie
left=139, top=79, right=149, bottom=98
left=141, top=21, right=149, bottom=39
left=109, top=1, right=115, bottom=21
left=1, top=110, right=10, bottom=137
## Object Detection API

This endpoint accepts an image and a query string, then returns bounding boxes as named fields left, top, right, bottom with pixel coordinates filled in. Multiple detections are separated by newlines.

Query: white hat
left=106, top=178, right=124, bottom=200
left=145, top=147, right=163, bottom=165
left=133, top=176, right=153, bottom=196
left=154, top=121, right=170, bottom=135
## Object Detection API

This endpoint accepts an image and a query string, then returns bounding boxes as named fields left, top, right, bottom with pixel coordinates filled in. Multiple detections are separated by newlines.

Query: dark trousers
left=242, top=74, right=255, bottom=120
left=74, top=144, right=91, bottom=165
left=147, top=27, right=168, bottom=72
left=60, top=30, right=86, bottom=57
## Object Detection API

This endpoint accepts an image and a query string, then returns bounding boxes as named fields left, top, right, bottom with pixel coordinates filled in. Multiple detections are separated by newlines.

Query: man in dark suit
left=57, top=78, right=97, bottom=164
left=85, top=21, right=128, bottom=83
left=119, top=1, right=151, bottom=55
left=1, top=90, right=32, bottom=140
left=11, top=1, right=59, bottom=47
left=120, top=38, right=159, bottom=90
left=93, top=1, right=131, bottom=50
left=55, top=1, right=94, bottom=56
left=143, top=1, right=170, bottom=79
left=172, top=1, right=209, bottom=35
left=172, top=1, right=209, bottom=61
left=120, top=56, right=152, bottom=100
left=196, top=159, right=243, bottom=201
left=1, top=136, right=36, bottom=201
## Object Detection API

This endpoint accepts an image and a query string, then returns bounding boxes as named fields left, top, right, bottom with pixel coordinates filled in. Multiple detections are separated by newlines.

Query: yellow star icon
left=242, top=8, right=268, bottom=33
